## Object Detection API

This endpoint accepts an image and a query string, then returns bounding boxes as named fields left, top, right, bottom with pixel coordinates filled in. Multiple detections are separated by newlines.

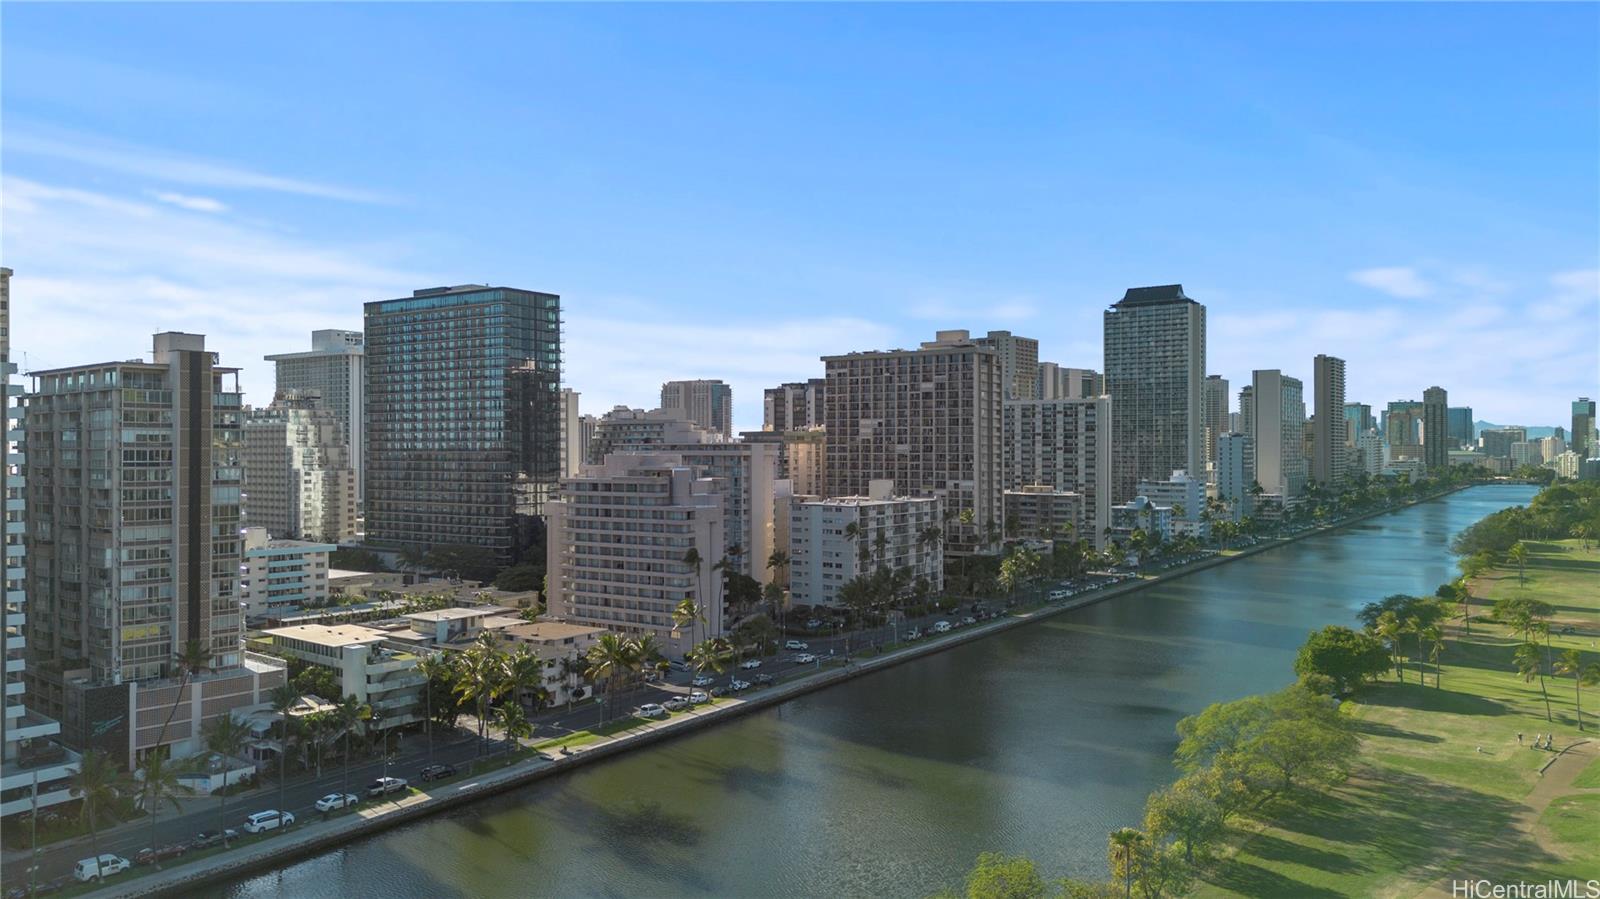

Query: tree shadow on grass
left=1359, top=682, right=1511, bottom=717
left=1351, top=719, right=1445, bottom=743
left=1241, top=831, right=1369, bottom=874
left=1203, top=856, right=1347, bottom=898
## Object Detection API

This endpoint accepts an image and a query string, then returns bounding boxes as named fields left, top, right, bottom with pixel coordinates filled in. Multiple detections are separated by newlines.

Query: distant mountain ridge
left=1474, top=420, right=1559, bottom=439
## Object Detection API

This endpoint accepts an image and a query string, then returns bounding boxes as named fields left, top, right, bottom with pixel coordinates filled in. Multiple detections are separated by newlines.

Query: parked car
left=1048, top=589, right=1069, bottom=600
left=73, top=855, right=130, bottom=882
left=663, top=697, right=690, bottom=712
left=795, top=652, right=817, bottom=664
left=688, top=690, right=711, bottom=704
left=365, top=777, right=407, bottom=798
left=805, top=618, right=822, bottom=629
left=740, top=658, right=761, bottom=669
left=242, top=810, right=295, bottom=834
left=905, top=629, right=923, bottom=641
left=135, top=844, right=187, bottom=866
left=691, top=675, right=715, bottom=687
left=637, top=703, right=668, bottom=719
left=709, top=686, right=727, bottom=697
left=315, top=792, right=359, bottom=813
left=784, top=639, right=808, bottom=650
left=419, top=764, right=457, bottom=782
left=190, top=829, right=238, bottom=850
left=730, top=678, right=752, bottom=691
left=753, top=673, right=774, bottom=685
left=933, top=620, right=952, bottom=633
left=962, top=616, right=977, bottom=625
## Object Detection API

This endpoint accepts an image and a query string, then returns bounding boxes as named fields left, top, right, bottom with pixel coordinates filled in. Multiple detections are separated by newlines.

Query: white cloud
left=2, top=176, right=426, bottom=395
left=1348, top=266, right=1434, bottom=299
left=1551, top=268, right=1600, bottom=296
left=8, top=128, right=391, bottom=204
left=910, top=296, right=1038, bottom=323
left=149, top=191, right=228, bottom=213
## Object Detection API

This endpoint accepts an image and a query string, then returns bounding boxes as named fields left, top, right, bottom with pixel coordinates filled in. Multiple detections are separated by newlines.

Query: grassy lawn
left=1194, top=539, right=1600, bottom=898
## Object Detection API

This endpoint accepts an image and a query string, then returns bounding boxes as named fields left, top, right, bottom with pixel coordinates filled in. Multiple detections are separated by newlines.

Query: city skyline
left=4, top=3, right=1596, bottom=431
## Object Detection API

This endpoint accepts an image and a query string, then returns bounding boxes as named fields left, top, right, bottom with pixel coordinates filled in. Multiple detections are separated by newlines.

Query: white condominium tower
left=823, top=330, right=1003, bottom=555
left=265, top=330, right=365, bottom=502
left=1250, top=369, right=1307, bottom=498
left=1103, top=285, right=1206, bottom=503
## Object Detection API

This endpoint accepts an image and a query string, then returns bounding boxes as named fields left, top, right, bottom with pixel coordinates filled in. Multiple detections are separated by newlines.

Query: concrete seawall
left=104, top=485, right=1477, bottom=898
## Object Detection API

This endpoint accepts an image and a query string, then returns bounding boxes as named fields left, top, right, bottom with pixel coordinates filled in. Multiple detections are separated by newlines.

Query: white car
left=962, top=616, right=977, bottom=625
left=730, top=678, right=752, bottom=691
left=784, top=639, right=808, bottom=650
left=795, top=652, right=817, bottom=664
left=366, top=777, right=407, bottom=798
left=933, top=620, right=952, bottom=633
left=691, top=674, right=714, bottom=687
left=242, top=810, right=295, bottom=833
left=1048, top=589, right=1069, bottom=600
left=315, top=792, right=358, bottom=812
left=637, top=703, right=668, bottom=719
left=740, top=658, right=761, bottom=670
left=74, top=854, right=131, bottom=882
left=688, top=690, right=710, bottom=703
left=662, top=697, right=690, bottom=712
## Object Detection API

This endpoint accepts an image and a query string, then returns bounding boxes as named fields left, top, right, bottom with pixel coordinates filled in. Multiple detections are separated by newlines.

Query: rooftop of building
left=263, top=622, right=390, bottom=648
left=502, top=621, right=608, bottom=641
left=1112, top=284, right=1195, bottom=308
left=403, top=605, right=514, bottom=623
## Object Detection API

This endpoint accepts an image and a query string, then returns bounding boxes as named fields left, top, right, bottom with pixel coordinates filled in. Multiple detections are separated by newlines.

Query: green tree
left=493, top=562, right=544, bottom=593
left=495, top=702, right=532, bottom=754
left=963, top=852, right=1046, bottom=899
left=584, top=632, right=639, bottom=722
left=456, top=635, right=511, bottom=753
left=1553, top=650, right=1597, bottom=732
left=1507, top=541, right=1529, bottom=585
left=1142, top=772, right=1225, bottom=864
left=203, top=713, right=250, bottom=845
left=268, top=682, right=299, bottom=816
left=1373, top=611, right=1404, bottom=682
left=1423, top=624, right=1444, bottom=689
left=334, top=694, right=372, bottom=798
left=1107, top=828, right=1146, bottom=899
left=135, top=752, right=193, bottom=865
left=70, top=750, right=129, bottom=876
left=1293, top=626, right=1391, bottom=696
left=1514, top=642, right=1553, bottom=722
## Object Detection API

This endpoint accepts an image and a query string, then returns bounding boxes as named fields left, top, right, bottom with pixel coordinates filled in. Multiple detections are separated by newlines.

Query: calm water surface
left=215, top=485, right=1536, bottom=899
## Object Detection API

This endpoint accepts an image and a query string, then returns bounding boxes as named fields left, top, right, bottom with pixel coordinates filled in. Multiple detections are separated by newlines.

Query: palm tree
left=1554, top=650, right=1592, bottom=731
left=1514, top=642, right=1553, bottom=722
left=71, top=750, right=129, bottom=875
left=1375, top=611, right=1404, bottom=682
left=687, top=637, right=733, bottom=682
left=203, top=713, right=250, bottom=846
left=416, top=652, right=451, bottom=763
left=672, top=598, right=705, bottom=656
left=136, top=752, right=192, bottom=865
left=455, top=636, right=510, bottom=755
left=632, top=633, right=668, bottom=688
left=268, top=682, right=299, bottom=816
left=871, top=530, right=890, bottom=567
left=1108, top=827, right=1145, bottom=899
left=1422, top=624, right=1443, bottom=689
left=1507, top=542, right=1529, bottom=585
left=153, top=639, right=212, bottom=763
left=333, top=694, right=371, bottom=799
left=765, top=550, right=791, bottom=629
left=584, top=633, right=636, bottom=722
left=494, top=703, right=532, bottom=755
left=507, top=645, right=544, bottom=712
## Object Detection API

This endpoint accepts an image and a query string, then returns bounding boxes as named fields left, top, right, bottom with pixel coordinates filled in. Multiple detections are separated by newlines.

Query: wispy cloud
left=910, top=296, right=1038, bottom=323
left=3, top=176, right=425, bottom=387
left=149, top=190, right=228, bottom=213
left=1348, top=266, right=1434, bottom=299
left=8, top=129, right=391, bottom=204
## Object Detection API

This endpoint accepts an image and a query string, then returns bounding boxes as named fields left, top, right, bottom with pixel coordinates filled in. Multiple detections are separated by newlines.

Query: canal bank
left=107, top=483, right=1531, bottom=899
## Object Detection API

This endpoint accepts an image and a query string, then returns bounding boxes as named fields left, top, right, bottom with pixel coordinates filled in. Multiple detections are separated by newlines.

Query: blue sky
left=3, top=3, right=1596, bottom=432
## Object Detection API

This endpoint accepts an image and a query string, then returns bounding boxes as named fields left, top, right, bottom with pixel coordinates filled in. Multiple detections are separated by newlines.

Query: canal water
left=213, top=484, right=1536, bottom=899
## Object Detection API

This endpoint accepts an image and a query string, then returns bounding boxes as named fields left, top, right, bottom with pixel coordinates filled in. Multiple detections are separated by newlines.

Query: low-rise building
left=256, top=624, right=425, bottom=731
left=500, top=621, right=607, bottom=706
left=1134, top=470, right=1209, bottom=538
left=1110, top=496, right=1173, bottom=543
left=788, top=480, right=943, bottom=608
left=240, top=528, right=334, bottom=622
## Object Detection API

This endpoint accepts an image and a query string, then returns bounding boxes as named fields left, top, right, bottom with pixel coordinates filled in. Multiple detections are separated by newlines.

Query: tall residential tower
left=1103, top=285, right=1206, bottom=503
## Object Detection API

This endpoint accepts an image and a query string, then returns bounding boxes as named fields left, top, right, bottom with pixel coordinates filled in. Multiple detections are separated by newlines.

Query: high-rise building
left=242, top=391, right=358, bottom=543
left=1479, top=427, right=1528, bottom=459
left=741, top=427, right=827, bottom=499
left=25, top=333, right=287, bottom=765
left=1000, top=397, right=1112, bottom=546
left=1, top=268, right=76, bottom=818
left=559, top=389, right=586, bottom=477
left=1423, top=386, right=1449, bottom=469
left=1238, top=386, right=1254, bottom=438
left=974, top=330, right=1040, bottom=400
left=1214, top=433, right=1255, bottom=519
left=1250, top=370, right=1307, bottom=498
left=589, top=407, right=716, bottom=463
left=1202, top=375, right=1230, bottom=476
left=1385, top=401, right=1425, bottom=456
left=1311, top=355, right=1347, bottom=487
left=364, top=285, right=561, bottom=561
left=545, top=452, right=726, bottom=655
left=763, top=379, right=826, bottom=431
left=661, top=379, right=733, bottom=438
left=787, top=480, right=943, bottom=608
left=1103, top=285, right=1206, bottom=504
left=823, top=330, right=1003, bottom=554
left=1037, top=364, right=1104, bottom=400
left=1343, top=403, right=1374, bottom=448
left=1574, top=398, right=1597, bottom=459
left=1447, top=407, right=1475, bottom=447
left=265, top=330, right=365, bottom=503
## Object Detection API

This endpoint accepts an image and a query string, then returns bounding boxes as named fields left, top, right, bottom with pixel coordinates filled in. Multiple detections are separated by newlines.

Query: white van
left=242, top=809, right=295, bottom=833
left=74, top=854, right=130, bottom=882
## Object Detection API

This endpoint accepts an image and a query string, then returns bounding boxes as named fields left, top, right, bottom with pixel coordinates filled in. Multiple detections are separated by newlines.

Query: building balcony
left=367, top=672, right=425, bottom=693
